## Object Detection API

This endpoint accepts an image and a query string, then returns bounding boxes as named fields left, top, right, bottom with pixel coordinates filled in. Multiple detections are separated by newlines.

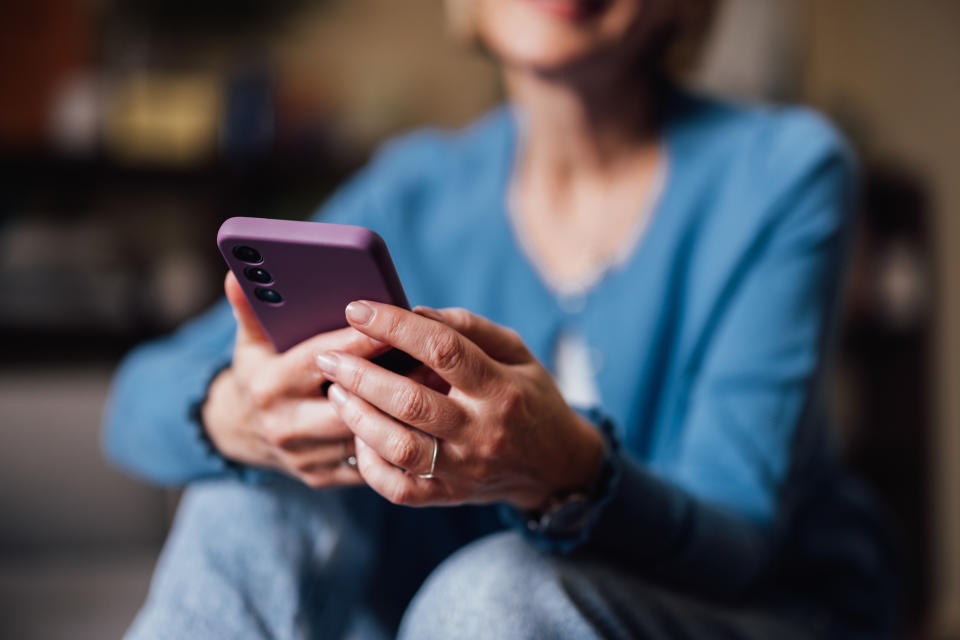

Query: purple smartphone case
left=217, top=216, right=410, bottom=353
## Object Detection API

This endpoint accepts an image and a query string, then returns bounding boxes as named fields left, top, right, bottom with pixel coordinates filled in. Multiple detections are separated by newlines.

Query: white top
left=553, top=330, right=602, bottom=408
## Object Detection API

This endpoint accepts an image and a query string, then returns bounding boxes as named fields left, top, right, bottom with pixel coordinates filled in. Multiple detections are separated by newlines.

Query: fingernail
left=346, top=301, right=374, bottom=326
left=328, top=383, right=347, bottom=407
left=316, top=352, right=339, bottom=377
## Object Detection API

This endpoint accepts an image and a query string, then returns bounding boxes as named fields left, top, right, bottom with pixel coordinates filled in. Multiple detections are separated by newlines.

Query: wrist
left=188, top=362, right=272, bottom=485
left=200, top=367, right=241, bottom=458
left=565, top=412, right=607, bottom=493
left=186, top=361, right=255, bottom=475
left=499, top=407, right=620, bottom=549
left=516, top=411, right=606, bottom=512
left=517, top=409, right=619, bottom=542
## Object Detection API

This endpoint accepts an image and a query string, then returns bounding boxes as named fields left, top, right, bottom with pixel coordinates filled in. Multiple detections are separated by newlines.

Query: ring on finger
left=416, top=435, right=439, bottom=479
left=340, top=441, right=358, bottom=469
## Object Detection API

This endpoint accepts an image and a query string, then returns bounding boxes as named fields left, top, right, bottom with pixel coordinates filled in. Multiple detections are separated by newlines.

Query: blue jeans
left=127, top=476, right=854, bottom=639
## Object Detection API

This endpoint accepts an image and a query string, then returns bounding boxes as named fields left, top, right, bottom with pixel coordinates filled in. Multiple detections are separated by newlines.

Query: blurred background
left=0, top=0, right=957, bottom=637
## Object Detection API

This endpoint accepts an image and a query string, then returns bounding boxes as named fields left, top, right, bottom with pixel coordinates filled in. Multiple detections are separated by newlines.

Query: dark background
left=1, top=1, right=957, bottom=637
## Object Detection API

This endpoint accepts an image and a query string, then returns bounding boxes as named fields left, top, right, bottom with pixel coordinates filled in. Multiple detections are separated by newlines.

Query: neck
left=505, top=65, right=662, bottom=177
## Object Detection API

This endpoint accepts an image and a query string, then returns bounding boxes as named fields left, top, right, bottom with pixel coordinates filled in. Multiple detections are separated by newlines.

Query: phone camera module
left=244, top=266, right=272, bottom=284
left=233, top=245, right=263, bottom=264
left=255, top=287, right=283, bottom=304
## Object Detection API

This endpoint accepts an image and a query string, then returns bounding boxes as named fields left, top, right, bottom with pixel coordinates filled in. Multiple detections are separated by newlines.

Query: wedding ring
left=416, top=436, right=439, bottom=479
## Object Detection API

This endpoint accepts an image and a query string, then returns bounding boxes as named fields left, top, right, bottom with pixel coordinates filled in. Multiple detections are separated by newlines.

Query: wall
left=802, top=1, right=960, bottom=634
left=274, top=0, right=501, bottom=145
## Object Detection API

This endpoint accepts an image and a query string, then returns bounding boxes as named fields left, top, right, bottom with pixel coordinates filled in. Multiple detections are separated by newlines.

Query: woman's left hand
left=317, top=301, right=605, bottom=511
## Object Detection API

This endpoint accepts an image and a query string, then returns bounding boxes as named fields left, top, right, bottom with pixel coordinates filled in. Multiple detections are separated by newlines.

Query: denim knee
left=398, top=531, right=600, bottom=640
left=128, top=477, right=381, bottom=640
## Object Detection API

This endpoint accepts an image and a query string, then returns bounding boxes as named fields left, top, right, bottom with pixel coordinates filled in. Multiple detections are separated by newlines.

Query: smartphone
left=217, top=216, right=419, bottom=373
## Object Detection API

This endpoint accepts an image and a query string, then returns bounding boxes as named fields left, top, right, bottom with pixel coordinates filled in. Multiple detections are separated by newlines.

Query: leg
left=357, top=502, right=504, bottom=635
left=126, top=475, right=384, bottom=640
left=398, top=532, right=841, bottom=640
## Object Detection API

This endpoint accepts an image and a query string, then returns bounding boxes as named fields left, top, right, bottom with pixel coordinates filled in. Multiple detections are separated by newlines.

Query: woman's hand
left=201, top=273, right=387, bottom=489
left=319, top=301, right=606, bottom=511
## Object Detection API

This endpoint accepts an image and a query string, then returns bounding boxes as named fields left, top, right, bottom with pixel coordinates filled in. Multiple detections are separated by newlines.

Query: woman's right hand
left=201, top=272, right=387, bottom=488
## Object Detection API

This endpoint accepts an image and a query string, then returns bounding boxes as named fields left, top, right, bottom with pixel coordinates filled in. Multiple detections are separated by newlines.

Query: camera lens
left=255, top=287, right=283, bottom=304
left=233, top=245, right=263, bottom=264
left=244, top=266, right=272, bottom=283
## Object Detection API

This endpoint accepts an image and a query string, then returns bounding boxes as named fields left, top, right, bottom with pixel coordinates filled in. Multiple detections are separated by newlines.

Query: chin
left=475, top=0, right=646, bottom=72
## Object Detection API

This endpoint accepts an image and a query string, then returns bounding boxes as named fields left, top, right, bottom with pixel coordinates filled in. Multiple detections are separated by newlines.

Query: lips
left=524, top=0, right=611, bottom=21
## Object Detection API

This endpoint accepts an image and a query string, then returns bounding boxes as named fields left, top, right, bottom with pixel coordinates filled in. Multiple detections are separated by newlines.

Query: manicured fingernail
left=328, top=383, right=347, bottom=407
left=316, top=352, right=339, bottom=377
left=346, top=301, right=374, bottom=325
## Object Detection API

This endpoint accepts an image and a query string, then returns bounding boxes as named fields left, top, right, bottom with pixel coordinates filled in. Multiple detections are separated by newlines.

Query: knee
left=174, top=475, right=368, bottom=538
left=174, top=475, right=308, bottom=532
left=160, top=476, right=376, bottom=582
left=168, top=476, right=305, bottom=552
left=399, top=531, right=576, bottom=640
left=136, top=478, right=380, bottom=638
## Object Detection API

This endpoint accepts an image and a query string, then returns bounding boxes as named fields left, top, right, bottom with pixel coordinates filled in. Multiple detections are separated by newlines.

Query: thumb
left=225, top=271, right=272, bottom=350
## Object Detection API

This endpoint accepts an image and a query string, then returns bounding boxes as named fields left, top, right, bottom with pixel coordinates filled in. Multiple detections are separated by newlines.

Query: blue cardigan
left=103, top=91, right=895, bottom=620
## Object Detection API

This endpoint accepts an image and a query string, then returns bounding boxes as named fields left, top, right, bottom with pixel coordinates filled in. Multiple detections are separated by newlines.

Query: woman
left=104, top=0, right=897, bottom=637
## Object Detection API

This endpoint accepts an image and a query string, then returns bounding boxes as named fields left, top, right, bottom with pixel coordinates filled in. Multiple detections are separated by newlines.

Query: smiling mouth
left=524, top=0, right=611, bottom=21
